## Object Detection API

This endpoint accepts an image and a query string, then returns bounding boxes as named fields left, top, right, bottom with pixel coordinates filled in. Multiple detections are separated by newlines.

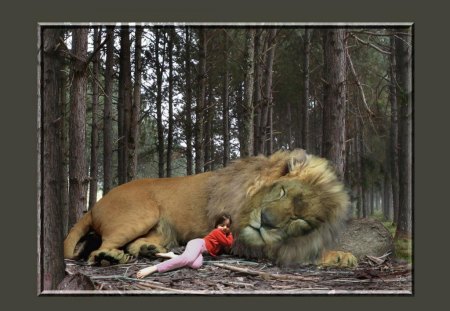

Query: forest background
left=39, top=24, right=412, bottom=290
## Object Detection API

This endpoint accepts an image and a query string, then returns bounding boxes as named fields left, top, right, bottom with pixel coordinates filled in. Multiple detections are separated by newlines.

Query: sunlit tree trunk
left=242, top=28, right=255, bottom=157
left=195, top=28, right=206, bottom=173
left=103, top=26, right=114, bottom=194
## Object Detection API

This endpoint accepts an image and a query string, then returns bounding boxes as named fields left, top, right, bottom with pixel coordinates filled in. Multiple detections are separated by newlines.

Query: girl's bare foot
left=155, top=251, right=178, bottom=259
left=136, top=265, right=158, bottom=279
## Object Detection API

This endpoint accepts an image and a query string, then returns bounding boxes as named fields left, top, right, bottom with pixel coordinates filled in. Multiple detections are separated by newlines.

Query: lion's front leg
left=87, top=248, right=134, bottom=266
left=320, top=250, right=358, bottom=268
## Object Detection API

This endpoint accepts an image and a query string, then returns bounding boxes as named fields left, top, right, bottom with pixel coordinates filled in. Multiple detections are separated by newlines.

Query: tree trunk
left=103, top=26, right=114, bottom=194
left=88, top=27, right=101, bottom=209
left=242, top=28, right=256, bottom=157
left=395, top=28, right=413, bottom=240
left=301, top=28, right=311, bottom=151
left=263, top=29, right=277, bottom=156
left=389, top=33, right=400, bottom=225
left=155, top=29, right=166, bottom=177
left=128, top=26, right=143, bottom=181
left=68, top=28, right=88, bottom=228
left=222, top=29, right=230, bottom=167
left=195, top=28, right=206, bottom=173
left=322, top=29, right=347, bottom=178
left=253, top=29, right=265, bottom=155
left=118, top=26, right=132, bottom=184
left=166, top=28, right=174, bottom=177
left=41, top=27, right=65, bottom=290
left=58, top=46, right=69, bottom=235
left=185, top=28, right=194, bottom=175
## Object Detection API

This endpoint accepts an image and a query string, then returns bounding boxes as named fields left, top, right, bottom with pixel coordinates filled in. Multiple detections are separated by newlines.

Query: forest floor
left=60, top=250, right=412, bottom=296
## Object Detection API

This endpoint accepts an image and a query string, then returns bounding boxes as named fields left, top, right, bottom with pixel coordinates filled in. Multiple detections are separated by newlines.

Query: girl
left=136, top=213, right=234, bottom=279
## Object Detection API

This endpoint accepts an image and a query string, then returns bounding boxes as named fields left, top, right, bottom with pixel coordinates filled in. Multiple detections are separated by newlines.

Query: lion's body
left=64, top=149, right=357, bottom=267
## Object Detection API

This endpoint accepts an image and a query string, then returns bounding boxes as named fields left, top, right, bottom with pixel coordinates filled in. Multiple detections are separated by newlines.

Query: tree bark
left=68, top=28, right=88, bottom=229
left=155, top=29, right=166, bottom=177
left=222, top=29, right=230, bottom=167
left=103, top=26, right=114, bottom=194
left=41, top=27, right=65, bottom=290
left=129, top=26, right=143, bottom=180
left=395, top=28, right=413, bottom=240
left=166, top=28, right=174, bottom=177
left=195, top=28, right=206, bottom=173
left=88, top=27, right=101, bottom=209
left=322, top=29, right=347, bottom=178
left=389, top=33, right=400, bottom=225
left=301, top=28, right=311, bottom=151
left=118, top=26, right=133, bottom=183
left=185, top=28, right=194, bottom=175
left=242, top=28, right=256, bottom=157
left=253, top=29, right=265, bottom=155
left=263, top=29, right=277, bottom=156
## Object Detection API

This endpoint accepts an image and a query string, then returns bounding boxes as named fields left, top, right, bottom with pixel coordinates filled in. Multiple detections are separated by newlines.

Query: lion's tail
left=63, top=210, right=93, bottom=259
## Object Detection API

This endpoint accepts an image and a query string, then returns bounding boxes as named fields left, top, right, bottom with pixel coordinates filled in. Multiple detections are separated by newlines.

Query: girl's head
left=214, top=213, right=232, bottom=228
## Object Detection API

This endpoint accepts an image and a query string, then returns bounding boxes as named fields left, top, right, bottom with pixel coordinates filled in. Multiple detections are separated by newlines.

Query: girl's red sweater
left=203, top=228, right=234, bottom=257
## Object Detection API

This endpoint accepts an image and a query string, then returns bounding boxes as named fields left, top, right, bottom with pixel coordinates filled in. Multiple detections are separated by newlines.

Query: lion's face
left=233, top=178, right=346, bottom=266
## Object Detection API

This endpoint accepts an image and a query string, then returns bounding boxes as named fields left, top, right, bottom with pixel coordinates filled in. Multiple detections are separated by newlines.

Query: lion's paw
left=87, top=249, right=134, bottom=266
left=138, top=244, right=166, bottom=258
left=320, top=250, right=358, bottom=268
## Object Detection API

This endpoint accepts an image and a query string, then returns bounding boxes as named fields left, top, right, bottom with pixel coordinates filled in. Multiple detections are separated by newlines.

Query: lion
left=64, top=149, right=357, bottom=268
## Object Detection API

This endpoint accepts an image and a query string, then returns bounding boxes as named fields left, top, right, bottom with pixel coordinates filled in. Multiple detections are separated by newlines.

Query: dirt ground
left=59, top=251, right=412, bottom=295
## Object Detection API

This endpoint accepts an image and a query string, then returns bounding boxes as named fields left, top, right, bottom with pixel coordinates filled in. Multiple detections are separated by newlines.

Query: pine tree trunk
left=88, top=27, right=101, bottom=209
left=185, top=28, right=193, bottom=175
left=103, top=26, right=114, bottom=194
left=253, top=30, right=265, bottom=155
left=242, top=28, right=256, bottom=157
left=222, top=30, right=230, bottom=167
left=68, top=28, right=88, bottom=228
left=166, top=28, right=174, bottom=177
left=395, top=28, right=413, bottom=239
left=129, top=26, right=143, bottom=180
left=195, top=28, right=206, bottom=173
left=41, top=27, right=65, bottom=290
left=263, top=29, right=277, bottom=156
left=389, top=33, right=400, bottom=225
left=301, top=28, right=311, bottom=151
left=322, top=29, right=347, bottom=178
left=58, top=49, right=69, bottom=235
left=155, top=29, right=165, bottom=177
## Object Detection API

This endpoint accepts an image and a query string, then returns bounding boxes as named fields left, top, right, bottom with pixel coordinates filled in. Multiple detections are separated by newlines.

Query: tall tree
left=242, top=28, right=256, bottom=157
left=41, top=27, right=65, bottom=290
left=184, top=28, right=194, bottom=175
left=166, top=28, right=174, bottom=177
left=395, top=28, right=413, bottom=240
left=195, top=28, right=207, bottom=173
left=263, top=29, right=277, bottom=155
left=88, top=27, right=101, bottom=209
left=253, top=29, right=266, bottom=155
left=155, top=29, right=166, bottom=177
left=118, top=26, right=133, bottom=183
left=128, top=26, right=143, bottom=180
left=222, top=29, right=230, bottom=166
left=68, top=28, right=89, bottom=229
left=103, top=26, right=114, bottom=194
left=389, top=33, right=400, bottom=224
left=322, top=29, right=347, bottom=178
left=301, top=28, right=311, bottom=151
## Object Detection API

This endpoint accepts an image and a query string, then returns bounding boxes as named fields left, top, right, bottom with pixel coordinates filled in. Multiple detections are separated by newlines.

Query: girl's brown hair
left=214, top=213, right=232, bottom=227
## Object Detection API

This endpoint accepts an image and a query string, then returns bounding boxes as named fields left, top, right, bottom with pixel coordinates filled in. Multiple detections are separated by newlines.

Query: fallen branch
left=212, top=263, right=319, bottom=281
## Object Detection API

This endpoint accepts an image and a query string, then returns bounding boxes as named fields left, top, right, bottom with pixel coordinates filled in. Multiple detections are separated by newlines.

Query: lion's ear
left=286, top=149, right=307, bottom=174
